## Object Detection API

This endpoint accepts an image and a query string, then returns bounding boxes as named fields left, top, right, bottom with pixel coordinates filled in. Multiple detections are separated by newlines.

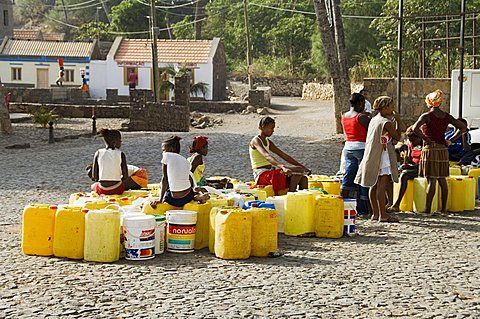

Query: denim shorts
left=164, top=189, right=195, bottom=207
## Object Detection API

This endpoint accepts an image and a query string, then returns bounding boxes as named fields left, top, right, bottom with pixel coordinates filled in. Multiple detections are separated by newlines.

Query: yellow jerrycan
left=83, top=199, right=111, bottom=210
left=257, top=185, right=275, bottom=198
left=53, top=206, right=85, bottom=259
left=314, top=195, right=344, bottom=238
left=248, top=208, right=278, bottom=257
left=393, top=180, right=414, bottom=212
left=318, top=178, right=341, bottom=195
left=122, top=189, right=152, bottom=199
left=284, top=191, right=316, bottom=236
left=461, top=176, right=476, bottom=211
left=449, top=167, right=461, bottom=176
left=215, top=210, right=252, bottom=260
left=22, top=204, right=57, bottom=256
left=84, top=208, right=121, bottom=263
left=467, top=168, right=480, bottom=196
left=448, top=177, right=465, bottom=212
left=209, top=206, right=240, bottom=254
left=207, top=196, right=230, bottom=208
left=142, top=198, right=182, bottom=215
left=413, top=178, right=438, bottom=213
left=183, top=202, right=212, bottom=250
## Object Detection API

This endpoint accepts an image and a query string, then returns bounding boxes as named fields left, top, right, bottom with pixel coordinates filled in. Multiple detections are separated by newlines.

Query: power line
left=135, top=0, right=201, bottom=10
left=109, top=16, right=207, bottom=35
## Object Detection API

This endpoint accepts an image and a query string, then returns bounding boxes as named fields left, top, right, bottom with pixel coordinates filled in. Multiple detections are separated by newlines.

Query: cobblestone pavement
left=0, top=98, right=479, bottom=318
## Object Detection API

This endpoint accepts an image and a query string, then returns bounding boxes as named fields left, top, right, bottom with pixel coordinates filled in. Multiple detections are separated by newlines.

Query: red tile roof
left=114, top=39, right=214, bottom=64
left=13, top=29, right=42, bottom=40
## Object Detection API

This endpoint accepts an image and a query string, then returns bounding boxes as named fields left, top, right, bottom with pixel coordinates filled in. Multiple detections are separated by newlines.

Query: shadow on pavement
left=269, top=102, right=299, bottom=112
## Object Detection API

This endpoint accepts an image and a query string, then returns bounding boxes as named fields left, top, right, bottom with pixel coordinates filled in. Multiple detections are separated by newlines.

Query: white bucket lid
left=123, top=214, right=156, bottom=227
left=166, top=210, right=198, bottom=224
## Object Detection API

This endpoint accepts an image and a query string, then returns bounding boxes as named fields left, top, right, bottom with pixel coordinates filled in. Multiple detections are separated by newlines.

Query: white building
left=89, top=37, right=226, bottom=101
left=0, top=37, right=98, bottom=88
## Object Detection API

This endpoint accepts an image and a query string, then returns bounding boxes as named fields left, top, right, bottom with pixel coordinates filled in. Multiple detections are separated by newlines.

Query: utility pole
left=243, top=0, right=253, bottom=90
left=459, top=0, right=466, bottom=118
left=60, top=0, right=69, bottom=39
left=100, top=0, right=111, bottom=24
left=96, top=7, right=101, bottom=42
left=150, top=0, right=161, bottom=102
left=396, top=0, right=404, bottom=114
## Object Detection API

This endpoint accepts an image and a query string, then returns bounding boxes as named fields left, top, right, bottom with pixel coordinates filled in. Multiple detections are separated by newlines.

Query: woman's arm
left=158, top=164, right=168, bottom=202
left=358, top=114, right=371, bottom=130
left=269, top=140, right=310, bottom=173
left=447, top=116, right=468, bottom=146
left=92, top=151, right=99, bottom=182
left=190, top=154, right=203, bottom=173
left=251, top=137, right=283, bottom=167
left=120, top=152, right=128, bottom=182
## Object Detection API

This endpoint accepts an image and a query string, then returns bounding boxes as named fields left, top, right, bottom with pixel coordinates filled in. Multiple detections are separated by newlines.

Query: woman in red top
left=412, top=90, right=467, bottom=214
left=341, top=93, right=370, bottom=215
left=388, top=126, right=422, bottom=212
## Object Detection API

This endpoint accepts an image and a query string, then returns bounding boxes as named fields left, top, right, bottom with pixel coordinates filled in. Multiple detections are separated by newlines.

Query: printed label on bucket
left=167, top=224, right=196, bottom=235
left=125, top=247, right=155, bottom=259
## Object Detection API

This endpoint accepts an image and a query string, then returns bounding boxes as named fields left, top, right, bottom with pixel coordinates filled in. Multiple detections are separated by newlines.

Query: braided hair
left=259, top=116, right=275, bottom=129
left=97, top=128, right=121, bottom=149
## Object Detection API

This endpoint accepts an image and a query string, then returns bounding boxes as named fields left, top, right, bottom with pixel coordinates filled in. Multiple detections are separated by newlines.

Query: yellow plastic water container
left=207, top=196, right=230, bottom=208
left=413, top=178, right=438, bottom=213
left=448, top=177, right=465, bottom=212
left=22, top=204, right=57, bottom=256
left=215, top=210, right=252, bottom=260
left=183, top=202, right=212, bottom=250
left=238, top=189, right=267, bottom=201
left=53, top=206, right=85, bottom=259
left=256, top=185, right=275, bottom=198
left=468, top=168, right=480, bottom=196
left=454, top=176, right=476, bottom=211
left=319, top=179, right=341, bottom=195
left=84, top=208, right=121, bottom=262
left=284, top=191, right=316, bottom=236
left=209, top=206, right=240, bottom=254
left=265, top=196, right=286, bottom=233
left=122, top=189, right=152, bottom=199
left=314, top=195, right=344, bottom=239
left=449, top=167, right=462, bottom=176
left=69, top=192, right=95, bottom=205
left=248, top=208, right=278, bottom=257
left=147, top=183, right=161, bottom=190
left=83, top=199, right=111, bottom=210
left=393, top=180, right=414, bottom=212
left=142, top=198, right=182, bottom=215
left=308, top=180, right=323, bottom=189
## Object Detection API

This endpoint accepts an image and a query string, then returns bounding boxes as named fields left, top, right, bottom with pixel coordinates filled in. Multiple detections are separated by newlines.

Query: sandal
left=379, top=215, right=399, bottom=223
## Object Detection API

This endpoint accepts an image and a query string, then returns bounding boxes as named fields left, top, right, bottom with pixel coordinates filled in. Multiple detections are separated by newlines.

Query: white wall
left=89, top=55, right=215, bottom=100
left=0, top=60, right=88, bottom=87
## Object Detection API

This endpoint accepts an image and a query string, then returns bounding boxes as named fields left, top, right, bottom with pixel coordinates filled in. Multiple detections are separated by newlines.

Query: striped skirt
left=419, top=144, right=449, bottom=178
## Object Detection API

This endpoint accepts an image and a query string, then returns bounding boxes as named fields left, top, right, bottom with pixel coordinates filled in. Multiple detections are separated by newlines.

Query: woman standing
left=412, top=90, right=467, bottom=214
left=355, top=96, right=403, bottom=222
left=341, top=93, right=370, bottom=216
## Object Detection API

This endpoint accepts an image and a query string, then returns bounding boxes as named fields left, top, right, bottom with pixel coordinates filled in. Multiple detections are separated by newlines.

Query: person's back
left=421, top=108, right=452, bottom=145
left=97, top=148, right=122, bottom=181
left=162, top=151, right=191, bottom=192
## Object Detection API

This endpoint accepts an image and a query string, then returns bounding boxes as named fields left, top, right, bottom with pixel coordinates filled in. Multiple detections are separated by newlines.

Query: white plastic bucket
left=166, top=210, right=197, bottom=253
left=153, top=215, right=166, bottom=255
left=343, top=199, right=357, bottom=236
left=123, top=215, right=156, bottom=260
left=266, top=196, right=285, bottom=233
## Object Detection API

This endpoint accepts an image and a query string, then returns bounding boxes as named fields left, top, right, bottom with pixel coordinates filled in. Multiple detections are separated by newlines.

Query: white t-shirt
left=97, top=148, right=123, bottom=181
left=161, top=152, right=191, bottom=192
left=365, top=99, right=372, bottom=113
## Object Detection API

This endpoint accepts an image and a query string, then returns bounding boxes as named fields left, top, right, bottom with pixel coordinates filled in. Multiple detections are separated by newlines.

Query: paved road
left=0, top=98, right=479, bottom=318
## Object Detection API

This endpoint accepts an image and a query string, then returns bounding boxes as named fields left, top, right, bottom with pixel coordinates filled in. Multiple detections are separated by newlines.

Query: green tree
left=74, top=21, right=115, bottom=41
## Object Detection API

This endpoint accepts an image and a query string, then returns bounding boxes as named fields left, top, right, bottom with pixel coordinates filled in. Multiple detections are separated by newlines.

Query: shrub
left=29, top=106, right=58, bottom=128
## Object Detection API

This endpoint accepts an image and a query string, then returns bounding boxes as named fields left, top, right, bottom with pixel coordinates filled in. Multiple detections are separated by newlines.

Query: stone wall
left=190, top=100, right=248, bottom=113
left=229, top=77, right=304, bottom=97
left=7, top=87, right=88, bottom=104
left=10, top=103, right=129, bottom=118
left=363, top=78, right=451, bottom=125
left=128, top=90, right=189, bottom=132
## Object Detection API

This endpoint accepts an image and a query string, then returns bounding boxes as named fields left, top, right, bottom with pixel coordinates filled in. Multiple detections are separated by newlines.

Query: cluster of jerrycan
left=281, top=191, right=345, bottom=239
left=394, top=173, right=477, bottom=213
left=22, top=204, right=122, bottom=262
left=209, top=205, right=278, bottom=260
left=307, top=175, right=342, bottom=196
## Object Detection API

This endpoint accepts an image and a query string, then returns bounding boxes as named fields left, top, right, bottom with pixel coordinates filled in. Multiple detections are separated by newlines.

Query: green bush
left=30, top=106, right=58, bottom=128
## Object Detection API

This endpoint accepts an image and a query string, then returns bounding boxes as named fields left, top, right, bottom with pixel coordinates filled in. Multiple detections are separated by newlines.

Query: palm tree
left=160, top=64, right=209, bottom=98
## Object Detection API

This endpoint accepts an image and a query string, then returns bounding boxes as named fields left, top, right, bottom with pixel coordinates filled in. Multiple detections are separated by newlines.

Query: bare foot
left=370, top=215, right=379, bottom=221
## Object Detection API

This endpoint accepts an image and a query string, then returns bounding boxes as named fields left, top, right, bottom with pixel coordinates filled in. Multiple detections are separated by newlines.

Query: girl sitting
left=188, top=136, right=208, bottom=187
left=91, top=128, right=128, bottom=195
left=154, top=136, right=209, bottom=208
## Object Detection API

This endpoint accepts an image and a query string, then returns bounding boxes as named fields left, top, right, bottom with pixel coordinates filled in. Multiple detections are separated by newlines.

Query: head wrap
left=373, top=96, right=394, bottom=110
left=189, top=136, right=208, bottom=153
left=425, top=90, right=444, bottom=108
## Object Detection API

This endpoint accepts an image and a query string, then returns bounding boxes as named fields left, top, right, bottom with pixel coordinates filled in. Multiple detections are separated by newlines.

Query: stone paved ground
left=0, top=98, right=479, bottom=318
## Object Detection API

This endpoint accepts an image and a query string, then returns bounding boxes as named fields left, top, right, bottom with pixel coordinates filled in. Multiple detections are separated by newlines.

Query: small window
left=124, top=67, right=138, bottom=86
left=3, top=10, right=8, bottom=26
left=65, top=69, right=74, bottom=82
left=11, top=67, right=21, bottom=81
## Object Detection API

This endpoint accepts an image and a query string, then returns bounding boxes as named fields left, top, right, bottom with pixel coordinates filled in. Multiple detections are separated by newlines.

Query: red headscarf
left=189, top=136, right=208, bottom=153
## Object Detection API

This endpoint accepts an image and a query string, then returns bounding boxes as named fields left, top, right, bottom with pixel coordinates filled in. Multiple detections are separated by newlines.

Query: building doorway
left=36, top=69, right=49, bottom=88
